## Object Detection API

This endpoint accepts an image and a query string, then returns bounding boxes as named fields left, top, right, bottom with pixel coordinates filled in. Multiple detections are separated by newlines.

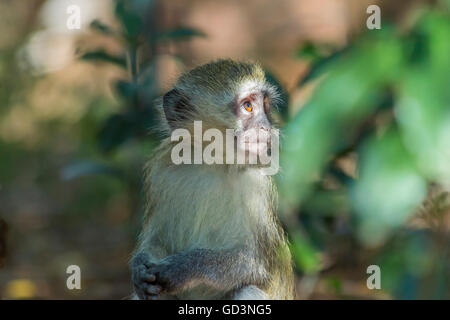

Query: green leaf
left=153, top=27, right=206, bottom=42
left=90, top=19, right=116, bottom=36
left=374, top=229, right=446, bottom=299
left=395, top=66, right=450, bottom=183
left=61, top=160, right=123, bottom=180
left=279, top=30, right=403, bottom=210
left=325, top=276, right=343, bottom=295
left=80, top=50, right=127, bottom=68
left=98, top=113, right=136, bottom=152
left=296, top=42, right=322, bottom=62
left=115, top=0, right=143, bottom=38
left=98, top=108, right=159, bottom=152
left=289, top=231, right=321, bottom=274
left=114, top=80, right=139, bottom=99
left=303, top=189, right=350, bottom=216
left=297, top=46, right=350, bottom=86
left=351, top=130, right=427, bottom=246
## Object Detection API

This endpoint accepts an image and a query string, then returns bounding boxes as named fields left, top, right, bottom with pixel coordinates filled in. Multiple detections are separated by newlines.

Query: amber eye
left=242, top=101, right=253, bottom=112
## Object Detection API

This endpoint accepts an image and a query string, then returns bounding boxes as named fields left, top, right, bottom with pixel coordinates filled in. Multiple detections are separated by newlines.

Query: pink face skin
left=234, top=88, right=272, bottom=158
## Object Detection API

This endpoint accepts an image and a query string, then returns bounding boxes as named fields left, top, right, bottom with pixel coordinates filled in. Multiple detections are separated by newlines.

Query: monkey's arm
left=145, top=247, right=267, bottom=295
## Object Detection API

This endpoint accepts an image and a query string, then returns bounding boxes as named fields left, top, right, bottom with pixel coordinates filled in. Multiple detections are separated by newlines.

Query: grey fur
left=130, top=60, right=294, bottom=300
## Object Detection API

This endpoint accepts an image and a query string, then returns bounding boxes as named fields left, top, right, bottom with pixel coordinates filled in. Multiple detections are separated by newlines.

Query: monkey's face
left=161, top=60, right=279, bottom=168
left=233, top=82, right=273, bottom=158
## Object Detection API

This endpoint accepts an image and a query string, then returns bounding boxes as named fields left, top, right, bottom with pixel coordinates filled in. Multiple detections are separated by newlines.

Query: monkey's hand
left=146, top=257, right=192, bottom=295
left=131, top=252, right=163, bottom=300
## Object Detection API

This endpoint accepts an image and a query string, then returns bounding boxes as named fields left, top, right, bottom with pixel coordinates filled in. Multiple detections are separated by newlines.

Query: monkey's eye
left=242, top=101, right=253, bottom=112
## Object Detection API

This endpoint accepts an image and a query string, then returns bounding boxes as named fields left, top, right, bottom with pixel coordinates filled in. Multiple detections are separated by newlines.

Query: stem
left=127, top=45, right=141, bottom=110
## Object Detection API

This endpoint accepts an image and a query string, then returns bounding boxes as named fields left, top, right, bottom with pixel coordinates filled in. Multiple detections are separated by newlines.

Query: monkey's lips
left=241, top=141, right=271, bottom=156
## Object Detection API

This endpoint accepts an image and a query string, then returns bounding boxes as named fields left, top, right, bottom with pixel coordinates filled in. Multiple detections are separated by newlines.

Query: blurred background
left=0, top=0, right=449, bottom=299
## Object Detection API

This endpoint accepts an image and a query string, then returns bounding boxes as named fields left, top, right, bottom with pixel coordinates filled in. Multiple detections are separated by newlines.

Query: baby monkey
left=131, top=59, right=293, bottom=300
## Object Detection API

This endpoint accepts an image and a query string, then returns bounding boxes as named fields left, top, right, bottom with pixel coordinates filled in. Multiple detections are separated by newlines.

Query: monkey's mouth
left=242, top=141, right=271, bottom=155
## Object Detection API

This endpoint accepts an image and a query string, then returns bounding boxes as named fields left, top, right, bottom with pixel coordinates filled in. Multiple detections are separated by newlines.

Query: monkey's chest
left=152, top=170, right=271, bottom=252
left=164, top=197, right=257, bottom=252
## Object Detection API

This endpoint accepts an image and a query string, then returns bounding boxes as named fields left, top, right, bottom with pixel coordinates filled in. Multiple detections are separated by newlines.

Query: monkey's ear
left=162, top=89, right=194, bottom=128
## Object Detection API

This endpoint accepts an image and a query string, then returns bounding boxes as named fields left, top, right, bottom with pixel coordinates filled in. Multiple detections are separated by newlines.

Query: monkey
left=130, top=59, right=294, bottom=300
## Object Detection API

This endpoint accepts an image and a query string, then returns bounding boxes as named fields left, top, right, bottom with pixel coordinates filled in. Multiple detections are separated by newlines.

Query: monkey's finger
left=144, top=284, right=162, bottom=295
left=136, top=290, right=147, bottom=300
left=143, top=261, right=156, bottom=268
left=141, top=274, right=156, bottom=282
left=145, top=293, right=160, bottom=300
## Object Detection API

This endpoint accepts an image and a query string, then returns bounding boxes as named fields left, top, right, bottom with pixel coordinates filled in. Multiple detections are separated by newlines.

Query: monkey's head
left=160, top=59, right=280, bottom=159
